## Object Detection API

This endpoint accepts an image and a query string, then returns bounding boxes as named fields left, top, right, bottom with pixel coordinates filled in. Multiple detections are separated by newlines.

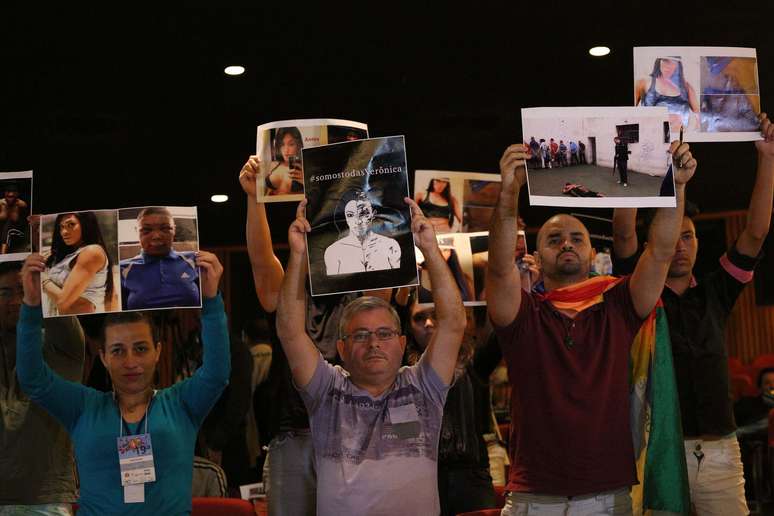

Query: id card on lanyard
left=116, top=393, right=157, bottom=503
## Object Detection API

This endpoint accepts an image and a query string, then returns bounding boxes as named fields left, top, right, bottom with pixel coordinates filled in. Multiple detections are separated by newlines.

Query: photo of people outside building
left=522, top=106, right=675, bottom=207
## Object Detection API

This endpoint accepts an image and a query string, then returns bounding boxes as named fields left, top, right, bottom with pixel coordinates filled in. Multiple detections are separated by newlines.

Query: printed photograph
left=634, top=46, right=761, bottom=142
left=0, top=170, right=33, bottom=261
left=118, top=206, right=201, bottom=311
left=40, top=210, right=120, bottom=317
left=303, top=135, right=418, bottom=296
left=413, top=170, right=501, bottom=233
left=415, top=231, right=527, bottom=307
left=700, top=56, right=760, bottom=133
left=255, top=118, right=369, bottom=203
left=521, top=106, right=675, bottom=208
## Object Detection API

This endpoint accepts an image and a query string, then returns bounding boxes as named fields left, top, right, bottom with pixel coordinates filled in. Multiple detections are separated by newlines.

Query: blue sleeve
left=16, top=304, right=90, bottom=431
left=180, top=294, right=231, bottom=427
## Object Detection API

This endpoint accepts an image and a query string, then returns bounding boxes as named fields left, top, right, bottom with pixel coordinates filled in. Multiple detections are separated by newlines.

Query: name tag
left=389, top=403, right=420, bottom=439
left=389, top=403, right=419, bottom=424
left=117, top=433, right=156, bottom=488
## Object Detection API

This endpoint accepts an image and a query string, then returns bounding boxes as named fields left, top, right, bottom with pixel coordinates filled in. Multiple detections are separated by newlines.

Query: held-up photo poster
left=303, top=135, right=418, bottom=296
left=521, top=106, right=676, bottom=208
left=416, top=230, right=529, bottom=307
left=634, top=46, right=761, bottom=142
left=413, top=170, right=501, bottom=233
left=40, top=206, right=201, bottom=318
left=255, top=118, right=369, bottom=203
left=0, top=170, right=33, bottom=262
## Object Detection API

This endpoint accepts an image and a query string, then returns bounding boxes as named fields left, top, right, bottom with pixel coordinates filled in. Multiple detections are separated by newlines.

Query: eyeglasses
left=342, top=328, right=400, bottom=343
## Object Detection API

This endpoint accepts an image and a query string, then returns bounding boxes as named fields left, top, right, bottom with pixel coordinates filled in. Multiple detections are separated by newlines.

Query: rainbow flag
left=541, top=276, right=690, bottom=514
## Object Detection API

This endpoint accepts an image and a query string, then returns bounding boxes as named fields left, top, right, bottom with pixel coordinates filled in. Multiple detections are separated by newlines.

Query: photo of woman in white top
left=42, top=211, right=115, bottom=316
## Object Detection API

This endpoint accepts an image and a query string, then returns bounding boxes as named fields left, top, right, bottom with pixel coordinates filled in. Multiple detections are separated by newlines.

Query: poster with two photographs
left=303, top=135, right=418, bottom=296
left=416, top=230, right=528, bottom=307
left=634, top=46, right=761, bottom=142
left=413, top=170, right=501, bottom=233
left=255, top=118, right=369, bottom=203
left=0, top=170, right=33, bottom=262
left=40, top=206, right=201, bottom=318
left=521, top=106, right=676, bottom=208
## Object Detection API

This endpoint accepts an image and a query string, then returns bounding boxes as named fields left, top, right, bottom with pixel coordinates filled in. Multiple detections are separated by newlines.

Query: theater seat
left=493, top=485, right=506, bottom=507
left=731, top=373, right=755, bottom=401
left=191, top=497, right=255, bottom=516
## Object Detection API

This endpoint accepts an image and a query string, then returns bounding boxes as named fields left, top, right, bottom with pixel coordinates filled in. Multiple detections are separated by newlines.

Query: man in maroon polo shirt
left=486, top=142, right=697, bottom=514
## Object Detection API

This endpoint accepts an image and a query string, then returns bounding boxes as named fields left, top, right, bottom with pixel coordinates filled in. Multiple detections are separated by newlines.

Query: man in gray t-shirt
left=277, top=198, right=466, bottom=516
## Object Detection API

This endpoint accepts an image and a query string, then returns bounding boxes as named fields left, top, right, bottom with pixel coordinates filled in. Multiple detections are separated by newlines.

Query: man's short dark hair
left=758, top=367, right=774, bottom=389
left=4, top=183, right=19, bottom=193
left=641, top=200, right=701, bottom=240
left=137, top=207, right=173, bottom=222
left=101, top=311, right=159, bottom=348
left=242, top=317, right=271, bottom=343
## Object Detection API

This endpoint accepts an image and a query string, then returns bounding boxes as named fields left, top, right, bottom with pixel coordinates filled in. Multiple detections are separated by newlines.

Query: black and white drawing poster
left=303, top=135, right=418, bottom=296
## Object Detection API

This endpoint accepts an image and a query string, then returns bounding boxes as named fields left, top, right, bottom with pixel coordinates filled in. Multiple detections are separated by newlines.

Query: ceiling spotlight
left=211, top=194, right=229, bottom=203
left=589, top=46, right=611, bottom=57
left=224, top=65, right=245, bottom=76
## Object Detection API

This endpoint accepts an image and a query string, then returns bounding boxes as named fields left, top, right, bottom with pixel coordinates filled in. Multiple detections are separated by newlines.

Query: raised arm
left=276, top=199, right=320, bottom=388
left=240, top=155, right=285, bottom=312
left=612, top=208, right=639, bottom=259
left=180, top=251, right=231, bottom=425
left=486, top=144, right=529, bottom=327
left=16, top=253, right=89, bottom=430
left=42, top=244, right=106, bottom=312
left=736, top=113, right=774, bottom=257
left=629, top=142, right=697, bottom=318
left=406, top=198, right=465, bottom=385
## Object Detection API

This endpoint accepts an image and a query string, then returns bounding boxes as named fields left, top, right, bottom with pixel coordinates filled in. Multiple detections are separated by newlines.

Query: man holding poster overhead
left=487, top=142, right=696, bottom=514
left=276, top=197, right=465, bottom=516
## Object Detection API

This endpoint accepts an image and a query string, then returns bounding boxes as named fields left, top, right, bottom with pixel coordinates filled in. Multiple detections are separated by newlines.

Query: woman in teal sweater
left=16, top=250, right=230, bottom=515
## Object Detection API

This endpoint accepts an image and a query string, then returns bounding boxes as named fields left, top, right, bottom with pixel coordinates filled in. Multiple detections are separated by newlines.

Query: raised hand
left=404, top=197, right=437, bottom=253
left=239, top=155, right=261, bottom=198
left=755, top=112, right=774, bottom=158
left=196, top=251, right=224, bottom=299
left=21, top=253, right=45, bottom=306
left=288, top=199, right=311, bottom=255
left=670, top=141, right=697, bottom=185
left=499, top=144, right=529, bottom=195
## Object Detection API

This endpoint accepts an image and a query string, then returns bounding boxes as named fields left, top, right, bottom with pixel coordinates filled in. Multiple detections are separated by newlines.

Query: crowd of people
left=527, top=136, right=588, bottom=170
left=0, top=113, right=772, bottom=515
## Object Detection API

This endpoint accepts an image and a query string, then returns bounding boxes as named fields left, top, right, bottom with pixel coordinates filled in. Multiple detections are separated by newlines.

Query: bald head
left=535, top=214, right=594, bottom=288
left=536, top=215, right=589, bottom=249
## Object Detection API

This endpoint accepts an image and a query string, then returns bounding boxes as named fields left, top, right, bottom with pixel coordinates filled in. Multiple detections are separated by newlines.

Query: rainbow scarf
left=541, top=276, right=690, bottom=515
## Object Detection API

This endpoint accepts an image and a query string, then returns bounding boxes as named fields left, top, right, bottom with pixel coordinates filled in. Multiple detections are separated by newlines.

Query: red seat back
left=191, top=497, right=255, bottom=516
left=731, top=373, right=756, bottom=400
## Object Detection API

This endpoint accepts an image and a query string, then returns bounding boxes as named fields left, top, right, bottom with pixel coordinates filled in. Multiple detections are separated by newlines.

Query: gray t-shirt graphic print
left=299, top=354, right=448, bottom=516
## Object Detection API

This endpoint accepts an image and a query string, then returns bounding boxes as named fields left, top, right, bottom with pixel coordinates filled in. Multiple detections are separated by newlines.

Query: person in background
left=0, top=261, right=84, bottom=516
left=612, top=112, right=774, bottom=515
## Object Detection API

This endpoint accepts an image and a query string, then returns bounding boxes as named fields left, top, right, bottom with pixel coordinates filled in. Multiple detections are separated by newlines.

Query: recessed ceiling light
left=211, top=194, right=229, bottom=203
left=589, top=46, right=610, bottom=57
left=224, top=65, right=245, bottom=76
